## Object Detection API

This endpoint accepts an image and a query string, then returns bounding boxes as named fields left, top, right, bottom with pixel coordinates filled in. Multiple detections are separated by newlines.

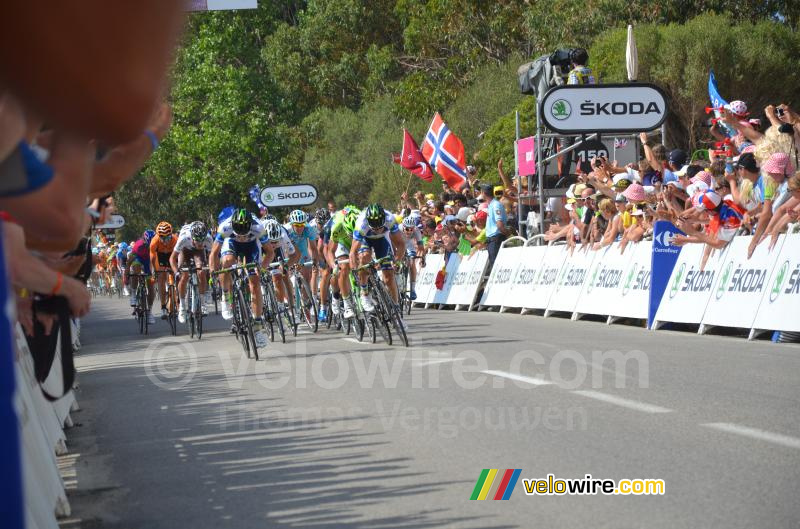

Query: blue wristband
left=144, top=130, right=159, bottom=152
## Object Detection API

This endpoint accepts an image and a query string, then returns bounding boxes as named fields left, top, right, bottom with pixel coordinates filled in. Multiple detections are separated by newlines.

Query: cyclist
left=209, top=208, right=273, bottom=348
left=327, top=205, right=360, bottom=318
left=351, top=203, right=405, bottom=310
left=283, top=209, right=319, bottom=288
left=105, top=243, right=119, bottom=293
left=263, top=218, right=300, bottom=312
left=150, top=221, right=178, bottom=319
left=400, top=216, right=425, bottom=300
left=128, top=229, right=156, bottom=324
left=116, top=242, right=130, bottom=296
left=170, top=221, right=213, bottom=324
left=312, top=208, right=334, bottom=321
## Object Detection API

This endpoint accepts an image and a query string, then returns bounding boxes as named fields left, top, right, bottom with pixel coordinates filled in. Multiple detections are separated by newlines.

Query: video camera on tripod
left=517, top=48, right=578, bottom=99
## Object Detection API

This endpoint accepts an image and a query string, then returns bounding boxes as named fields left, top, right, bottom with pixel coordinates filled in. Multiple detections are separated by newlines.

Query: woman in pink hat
left=749, top=151, right=795, bottom=257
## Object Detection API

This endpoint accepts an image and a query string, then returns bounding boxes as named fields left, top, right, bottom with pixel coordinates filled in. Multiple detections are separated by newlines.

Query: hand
left=788, top=209, right=799, bottom=221
left=147, top=102, right=173, bottom=140
left=765, top=104, right=777, bottom=120
left=638, top=132, right=648, bottom=144
left=17, top=294, right=34, bottom=337
left=747, top=238, right=757, bottom=259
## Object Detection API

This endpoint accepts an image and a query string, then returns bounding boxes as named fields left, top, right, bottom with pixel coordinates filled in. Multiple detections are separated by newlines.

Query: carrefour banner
left=648, top=220, right=685, bottom=327
left=748, top=235, right=800, bottom=334
left=702, top=236, right=781, bottom=330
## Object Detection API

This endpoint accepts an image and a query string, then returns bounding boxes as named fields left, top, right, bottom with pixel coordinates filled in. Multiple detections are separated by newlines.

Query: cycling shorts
left=358, top=236, right=393, bottom=269
left=221, top=238, right=261, bottom=276
left=129, top=254, right=151, bottom=276
left=156, top=251, right=171, bottom=269
left=178, top=248, right=207, bottom=272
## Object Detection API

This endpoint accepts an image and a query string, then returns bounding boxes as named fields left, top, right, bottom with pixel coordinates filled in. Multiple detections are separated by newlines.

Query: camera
left=776, top=107, right=785, bottom=118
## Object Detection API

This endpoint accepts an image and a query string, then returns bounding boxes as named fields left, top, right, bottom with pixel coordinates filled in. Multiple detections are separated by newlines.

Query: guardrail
left=412, top=233, right=800, bottom=339
left=14, top=322, right=79, bottom=528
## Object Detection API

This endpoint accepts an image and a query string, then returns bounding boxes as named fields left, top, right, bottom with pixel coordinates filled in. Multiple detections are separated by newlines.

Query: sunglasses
left=403, top=226, right=415, bottom=231
left=292, top=222, right=305, bottom=227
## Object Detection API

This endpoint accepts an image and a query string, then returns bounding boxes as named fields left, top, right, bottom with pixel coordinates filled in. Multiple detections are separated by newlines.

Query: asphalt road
left=62, top=297, right=800, bottom=528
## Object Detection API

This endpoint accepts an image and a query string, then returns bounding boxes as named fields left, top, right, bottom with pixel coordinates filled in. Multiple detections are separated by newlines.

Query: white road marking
left=414, top=358, right=465, bottom=367
left=571, top=390, right=673, bottom=414
left=481, top=370, right=552, bottom=386
left=701, top=423, right=800, bottom=450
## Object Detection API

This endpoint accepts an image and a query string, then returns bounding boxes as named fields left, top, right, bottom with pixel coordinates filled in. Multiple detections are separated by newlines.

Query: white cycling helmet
left=402, top=216, right=417, bottom=229
left=264, top=219, right=282, bottom=241
left=288, top=209, right=307, bottom=224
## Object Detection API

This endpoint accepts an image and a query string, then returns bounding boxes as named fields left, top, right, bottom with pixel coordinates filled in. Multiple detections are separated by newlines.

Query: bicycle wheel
left=232, top=285, right=250, bottom=358
left=297, top=274, right=319, bottom=333
left=236, top=286, right=259, bottom=360
left=371, top=280, right=394, bottom=345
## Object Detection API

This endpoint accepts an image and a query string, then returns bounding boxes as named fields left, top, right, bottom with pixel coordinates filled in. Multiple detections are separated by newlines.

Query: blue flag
left=649, top=220, right=685, bottom=328
left=708, top=71, right=735, bottom=139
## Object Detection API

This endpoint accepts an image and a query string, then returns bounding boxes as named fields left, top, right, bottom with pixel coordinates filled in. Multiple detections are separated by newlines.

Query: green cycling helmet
left=342, top=208, right=360, bottom=233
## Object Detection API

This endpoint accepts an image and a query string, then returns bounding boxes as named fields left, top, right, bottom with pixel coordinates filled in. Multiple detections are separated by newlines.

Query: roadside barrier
left=413, top=233, right=800, bottom=339
left=14, top=323, right=79, bottom=529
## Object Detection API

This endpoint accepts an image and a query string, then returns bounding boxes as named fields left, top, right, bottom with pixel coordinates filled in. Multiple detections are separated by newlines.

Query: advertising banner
left=516, top=137, right=537, bottom=176
left=188, top=0, right=258, bottom=11
left=479, top=246, right=524, bottom=307
left=524, top=245, right=568, bottom=311
left=573, top=242, right=635, bottom=318
left=503, top=246, right=549, bottom=309
left=702, top=236, right=784, bottom=331
left=260, top=184, right=318, bottom=208
left=446, top=251, right=489, bottom=307
left=652, top=244, right=728, bottom=328
left=648, top=220, right=685, bottom=326
left=432, top=253, right=463, bottom=304
left=751, top=234, right=800, bottom=334
left=545, top=245, right=597, bottom=316
left=611, top=241, right=652, bottom=320
left=414, top=253, right=443, bottom=305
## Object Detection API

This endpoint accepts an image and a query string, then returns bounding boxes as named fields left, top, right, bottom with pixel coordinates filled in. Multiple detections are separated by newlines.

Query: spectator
left=748, top=152, right=794, bottom=257
left=566, top=48, right=595, bottom=85
left=481, top=183, right=508, bottom=268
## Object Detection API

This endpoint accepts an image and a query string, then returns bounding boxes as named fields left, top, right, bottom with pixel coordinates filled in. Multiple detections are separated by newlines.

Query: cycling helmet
left=118, top=242, right=129, bottom=251
left=190, top=221, right=207, bottom=241
left=288, top=209, right=307, bottom=225
left=364, top=203, right=385, bottom=229
left=314, top=208, right=331, bottom=226
left=143, top=229, right=156, bottom=244
left=726, top=100, right=748, bottom=117
left=231, top=208, right=251, bottom=236
left=342, top=207, right=359, bottom=233
left=156, top=221, right=172, bottom=237
left=264, top=219, right=282, bottom=241
left=402, top=216, right=417, bottom=229
left=263, top=213, right=277, bottom=222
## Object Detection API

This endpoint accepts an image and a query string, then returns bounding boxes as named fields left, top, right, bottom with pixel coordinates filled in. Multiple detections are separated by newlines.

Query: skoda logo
left=622, top=264, right=637, bottom=296
left=263, top=192, right=274, bottom=203
left=715, top=260, right=734, bottom=300
left=769, top=260, right=790, bottom=303
left=669, top=263, right=685, bottom=299
left=551, top=99, right=572, bottom=120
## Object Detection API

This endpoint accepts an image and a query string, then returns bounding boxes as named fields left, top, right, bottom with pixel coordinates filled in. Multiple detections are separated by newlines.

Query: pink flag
left=516, top=136, right=537, bottom=177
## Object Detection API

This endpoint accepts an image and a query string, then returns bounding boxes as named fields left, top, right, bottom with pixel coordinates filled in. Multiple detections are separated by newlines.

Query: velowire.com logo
left=470, top=469, right=522, bottom=501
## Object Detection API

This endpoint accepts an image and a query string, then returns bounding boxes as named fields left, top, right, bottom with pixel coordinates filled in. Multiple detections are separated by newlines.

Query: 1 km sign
left=259, top=184, right=319, bottom=208
left=540, top=83, right=668, bottom=134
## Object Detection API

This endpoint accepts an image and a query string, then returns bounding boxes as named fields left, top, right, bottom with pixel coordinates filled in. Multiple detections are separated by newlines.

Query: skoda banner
left=187, top=0, right=257, bottom=11
left=751, top=234, right=800, bottom=334
left=260, top=184, right=318, bottom=208
left=648, top=220, right=684, bottom=328
left=540, top=83, right=668, bottom=134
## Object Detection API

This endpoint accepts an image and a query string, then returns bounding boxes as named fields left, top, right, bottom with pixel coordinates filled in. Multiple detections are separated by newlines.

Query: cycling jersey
left=567, top=66, right=596, bottom=85
left=282, top=222, right=318, bottom=259
left=174, top=231, right=212, bottom=254
left=130, top=239, right=151, bottom=274
left=215, top=215, right=267, bottom=245
left=353, top=208, right=398, bottom=242
left=268, top=229, right=296, bottom=261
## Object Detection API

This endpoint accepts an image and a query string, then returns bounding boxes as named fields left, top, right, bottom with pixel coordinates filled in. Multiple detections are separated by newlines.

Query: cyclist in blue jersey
left=283, top=209, right=319, bottom=289
left=350, top=203, right=405, bottom=311
left=116, top=242, right=130, bottom=295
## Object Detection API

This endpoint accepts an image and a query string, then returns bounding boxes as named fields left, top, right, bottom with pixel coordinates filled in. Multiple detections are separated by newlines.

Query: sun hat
left=666, top=180, right=686, bottom=191
left=725, top=100, right=748, bottom=117
left=693, top=189, right=722, bottom=211
left=456, top=207, right=473, bottom=222
left=474, top=209, right=488, bottom=221
left=690, top=170, right=713, bottom=188
left=763, top=152, right=793, bottom=175
left=621, top=182, right=646, bottom=202
left=612, top=175, right=632, bottom=190
left=614, top=193, right=627, bottom=203
left=425, top=193, right=435, bottom=200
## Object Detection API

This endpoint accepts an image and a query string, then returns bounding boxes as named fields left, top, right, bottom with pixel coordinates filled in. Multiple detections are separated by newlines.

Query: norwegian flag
left=422, top=112, right=467, bottom=190
left=392, top=129, right=433, bottom=182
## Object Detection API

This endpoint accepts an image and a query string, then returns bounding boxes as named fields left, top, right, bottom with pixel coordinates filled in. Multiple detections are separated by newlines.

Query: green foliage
left=590, top=13, right=800, bottom=150
left=115, top=2, right=799, bottom=227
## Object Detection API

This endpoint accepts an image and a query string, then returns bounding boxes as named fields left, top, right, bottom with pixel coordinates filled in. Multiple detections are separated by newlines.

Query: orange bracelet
left=51, top=272, right=63, bottom=296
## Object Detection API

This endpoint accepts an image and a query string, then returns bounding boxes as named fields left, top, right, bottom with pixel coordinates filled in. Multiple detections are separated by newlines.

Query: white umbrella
left=626, top=24, right=638, bottom=82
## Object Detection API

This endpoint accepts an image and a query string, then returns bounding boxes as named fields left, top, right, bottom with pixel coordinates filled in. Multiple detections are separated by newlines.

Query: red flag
left=394, top=129, right=433, bottom=182
left=421, top=112, right=467, bottom=190
left=435, top=260, right=447, bottom=290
